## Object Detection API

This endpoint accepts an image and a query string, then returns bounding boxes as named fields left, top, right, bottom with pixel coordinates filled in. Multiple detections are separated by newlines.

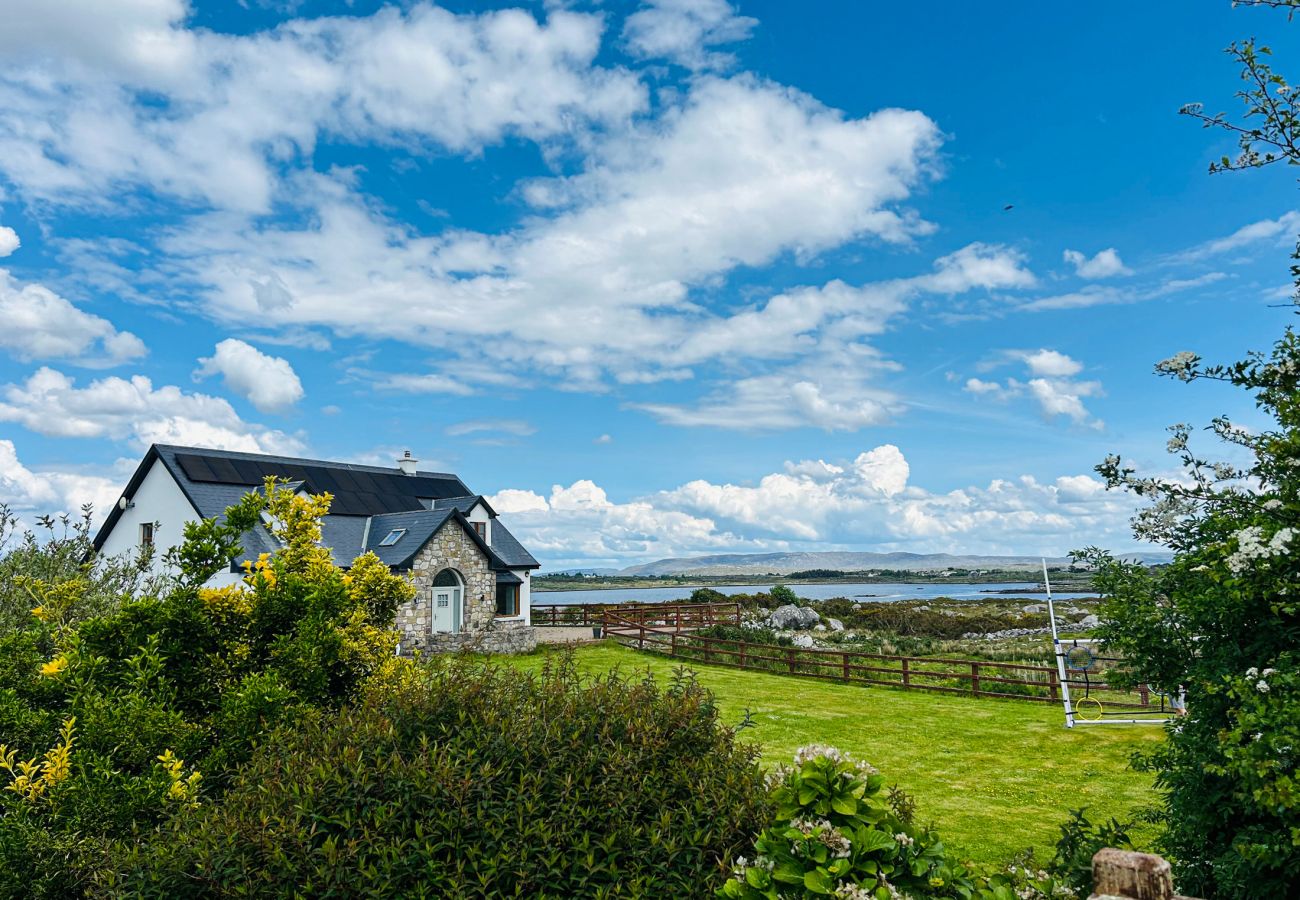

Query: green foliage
left=113, top=655, right=770, bottom=899
left=1046, top=809, right=1133, bottom=897
left=1082, top=329, right=1300, bottom=897
left=692, top=587, right=732, bottom=604
left=0, top=505, right=161, bottom=635
left=720, top=746, right=978, bottom=900
left=0, top=480, right=414, bottom=898
left=769, top=584, right=799, bottom=606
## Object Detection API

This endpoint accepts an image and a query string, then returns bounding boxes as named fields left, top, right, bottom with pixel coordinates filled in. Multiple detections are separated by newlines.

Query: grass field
left=509, top=642, right=1164, bottom=867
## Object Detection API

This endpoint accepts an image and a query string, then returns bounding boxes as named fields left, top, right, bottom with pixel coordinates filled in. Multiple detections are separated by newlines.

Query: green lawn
left=509, top=642, right=1164, bottom=866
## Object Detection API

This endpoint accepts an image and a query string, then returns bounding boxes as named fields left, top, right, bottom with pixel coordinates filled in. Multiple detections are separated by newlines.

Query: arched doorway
left=431, top=568, right=465, bottom=634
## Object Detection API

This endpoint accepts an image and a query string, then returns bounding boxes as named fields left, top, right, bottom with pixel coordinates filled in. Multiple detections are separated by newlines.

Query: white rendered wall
left=466, top=502, right=491, bottom=543
left=97, top=459, right=198, bottom=581
left=97, top=460, right=243, bottom=588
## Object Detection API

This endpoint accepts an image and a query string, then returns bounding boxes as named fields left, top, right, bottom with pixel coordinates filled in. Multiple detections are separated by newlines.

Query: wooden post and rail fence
left=530, top=601, right=1159, bottom=708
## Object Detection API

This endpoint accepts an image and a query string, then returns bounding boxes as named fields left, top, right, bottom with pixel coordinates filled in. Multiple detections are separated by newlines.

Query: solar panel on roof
left=308, top=468, right=341, bottom=492
left=176, top=454, right=217, bottom=483
left=207, top=457, right=245, bottom=483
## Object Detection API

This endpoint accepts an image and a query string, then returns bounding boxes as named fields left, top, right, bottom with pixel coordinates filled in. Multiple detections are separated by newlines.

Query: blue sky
left=0, top=0, right=1296, bottom=568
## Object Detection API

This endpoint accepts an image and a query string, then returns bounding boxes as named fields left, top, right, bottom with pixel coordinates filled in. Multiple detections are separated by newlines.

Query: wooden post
left=1139, top=684, right=1150, bottom=708
left=971, top=662, right=981, bottom=696
left=842, top=652, right=849, bottom=682
left=739, top=640, right=747, bottom=669
left=671, top=632, right=678, bottom=657
left=902, top=658, right=911, bottom=688
left=787, top=648, right=796, bottom=674
left=1050, top=671, right=1059, bottom=701
left=1088, top=848, right=1176, bottom=900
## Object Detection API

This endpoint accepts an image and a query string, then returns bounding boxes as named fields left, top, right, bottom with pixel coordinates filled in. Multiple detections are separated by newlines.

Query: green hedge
left=111, top=654, right=770, bottom=898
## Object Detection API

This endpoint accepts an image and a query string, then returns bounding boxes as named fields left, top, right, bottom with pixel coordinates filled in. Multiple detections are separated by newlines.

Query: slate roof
left=92, top=444, right=540, bottom=573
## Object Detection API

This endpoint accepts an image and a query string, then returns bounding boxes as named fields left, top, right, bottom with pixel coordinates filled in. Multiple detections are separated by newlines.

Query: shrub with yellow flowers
left=0, top=478, right=414, bottom=898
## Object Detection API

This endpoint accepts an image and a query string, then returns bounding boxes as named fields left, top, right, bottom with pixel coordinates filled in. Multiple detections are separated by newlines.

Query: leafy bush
left=0, top=505, right=162, bottom=635
left=113, top=655, right=770, bottom=899
left=0, top=480, right=414, bottom=898
left=720, top=746, right=977, bottom=899
left=1046, top=808, right=1133, bottom=897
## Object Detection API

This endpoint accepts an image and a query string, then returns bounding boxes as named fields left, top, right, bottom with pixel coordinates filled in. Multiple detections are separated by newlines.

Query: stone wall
left=394, top=519, right=535, bottom=655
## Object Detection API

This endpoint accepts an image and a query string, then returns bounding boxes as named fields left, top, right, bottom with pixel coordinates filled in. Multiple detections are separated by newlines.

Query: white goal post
left=1044, top=559, right=1182, bottom=728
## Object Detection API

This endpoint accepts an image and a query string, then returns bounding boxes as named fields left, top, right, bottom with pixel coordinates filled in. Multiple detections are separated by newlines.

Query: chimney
left=397, top=450, right=419, bottom=476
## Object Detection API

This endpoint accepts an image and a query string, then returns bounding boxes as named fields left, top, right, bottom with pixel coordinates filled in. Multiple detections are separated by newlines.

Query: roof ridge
left=153, top=443, right=460, bottom=479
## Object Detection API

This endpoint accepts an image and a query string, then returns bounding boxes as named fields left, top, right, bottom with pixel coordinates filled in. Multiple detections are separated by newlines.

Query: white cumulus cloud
left=488, top=444, right=1140, bottom=567
left=195, top=338, right=304, bottom=412
left=0, top=226, right=19, bottom=257
left=0, top=267, right=146, bottom=366
left=0, top=366, right=304, bottom=453
left=622, top=0, right=758, bottom=70
left=963, top=349, right=1102, bottom=429
left=1063, top=247, right=1131, bottom=279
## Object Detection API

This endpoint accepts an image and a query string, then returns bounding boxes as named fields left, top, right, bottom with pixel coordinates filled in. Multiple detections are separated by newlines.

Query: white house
left=93, top=444, right=540, bottom=653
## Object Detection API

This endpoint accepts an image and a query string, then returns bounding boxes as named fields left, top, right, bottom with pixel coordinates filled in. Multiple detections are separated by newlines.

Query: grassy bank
left=509, top=642, right=1162, bottom=867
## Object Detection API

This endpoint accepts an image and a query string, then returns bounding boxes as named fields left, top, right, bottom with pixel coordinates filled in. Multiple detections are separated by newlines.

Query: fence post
left=971, top=662, right=981, bottom=696
left=787, top=648, right=796, bottom=675
left=638, top=623, right=644, bottom=651
left=1088, top=848, right=1175, bottom=900
left=902, top=657, right=910, bottom=688
left=739, top=640, right=747, bottom=668
left=842, top=652, right=849, bottom=682
left=1139, top=684, right=1150, bottom=708
left=1050, top=670, right=1059, bottom=702
left=671, top=632, right=678, bottom=657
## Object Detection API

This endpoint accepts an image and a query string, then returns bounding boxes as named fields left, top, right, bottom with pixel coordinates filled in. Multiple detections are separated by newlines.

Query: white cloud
left=1018, top=348, right=1082, bottom=378
left=489, top=444, right=1141, bottom=565
left=963, top=349, right=1102, bottom=428
left=0, top=267, right=146, bottom=366
left=0, top=226, right=18, bottom=257
left=1169, top=210, right=1300, bottom=263
left=445, top=418, right=536, bottom=437
left=640, top=244, right=1034, bottom=431
left=0, top=439, right=122, bottom=524
left=963, top=377, right=1010, bottom=398
left=376, top=373, right=475, bottom=396
left=0, top=366, right=304, bottom=453
left=1063, top=247, right=1130, bottom=279
left=195, top=338, right=303, bottom=412
left=165, top=75, right=943, bottom=384
left=0, top=4, right=646, bottom=212
left=1019, top=271, right=1227, bottom=312
left=594, top=433, right=612, bottom=444
left=622, top=0, right=758, bottom=70
left=1026, top=377, right=1104, bottom=429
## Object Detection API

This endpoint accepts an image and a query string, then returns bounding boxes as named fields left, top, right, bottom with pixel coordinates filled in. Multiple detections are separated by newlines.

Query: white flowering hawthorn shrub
left=1077, top=330, right=1300, bottom=898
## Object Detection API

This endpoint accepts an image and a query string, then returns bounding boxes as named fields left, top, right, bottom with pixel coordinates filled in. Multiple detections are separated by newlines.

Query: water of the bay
left=533, top=581, right=1097, bottom=606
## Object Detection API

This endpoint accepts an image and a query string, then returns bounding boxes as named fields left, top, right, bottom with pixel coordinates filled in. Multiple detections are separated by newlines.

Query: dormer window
left=378, top=528, right=407, bottom=547
left=472, top=521, right=486, bottom=539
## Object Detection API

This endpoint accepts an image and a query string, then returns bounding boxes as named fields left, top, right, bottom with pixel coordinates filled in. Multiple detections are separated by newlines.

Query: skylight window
left=378, top=528, right=407, bottom=547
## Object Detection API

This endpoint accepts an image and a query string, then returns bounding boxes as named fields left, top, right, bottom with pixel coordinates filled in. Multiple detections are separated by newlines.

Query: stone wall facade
left=394, top=519, right=535, bottom=655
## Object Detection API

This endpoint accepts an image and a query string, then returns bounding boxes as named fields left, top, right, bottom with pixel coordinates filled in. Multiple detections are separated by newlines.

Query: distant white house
left=93, top=444, right=540, bottom=653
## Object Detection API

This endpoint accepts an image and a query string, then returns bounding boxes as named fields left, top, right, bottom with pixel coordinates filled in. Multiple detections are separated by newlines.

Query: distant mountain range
left=614, top=550, right=1171, bottom=577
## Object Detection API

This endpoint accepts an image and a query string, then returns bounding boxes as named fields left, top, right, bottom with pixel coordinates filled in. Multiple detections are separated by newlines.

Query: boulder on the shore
left=768, top=604, right=821, bottom=630
left=1021, top=603, right=1047, bottom=613
left=1078, top=614, right=1101, bottom=628
left=827, top=618, right=845, bottom=632
left=791, top=633, right=817, bottom=649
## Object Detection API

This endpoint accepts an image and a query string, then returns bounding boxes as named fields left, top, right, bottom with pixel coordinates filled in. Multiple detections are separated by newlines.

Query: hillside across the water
left=613, top=550, right=1169, bottom=577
